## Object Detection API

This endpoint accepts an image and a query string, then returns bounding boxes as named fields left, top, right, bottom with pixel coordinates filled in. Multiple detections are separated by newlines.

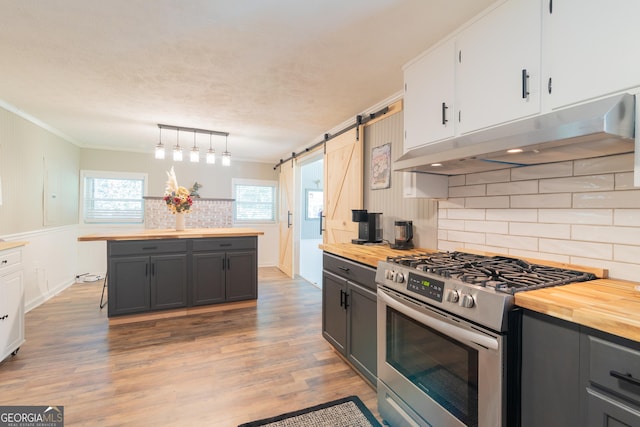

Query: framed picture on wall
left=305, top=189, right=323, bottom=219
left=371, top=142, right=391, bottom=190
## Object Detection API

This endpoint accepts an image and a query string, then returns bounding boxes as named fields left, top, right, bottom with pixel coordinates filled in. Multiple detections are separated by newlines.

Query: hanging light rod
left=157, top=124, right=229, bottom=137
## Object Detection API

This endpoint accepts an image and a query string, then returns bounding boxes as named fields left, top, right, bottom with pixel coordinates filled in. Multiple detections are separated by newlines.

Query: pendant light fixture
left=190, top=130, right=200, bottom=163
left=156, top=124, right=228, bottom=166
left=154, top=126, right=165, bottom=159
left=206, top=133, right=216, bottom=164
left=173, top=129, right=183, bottom=162
left=222, top=134, right=231, bottom=166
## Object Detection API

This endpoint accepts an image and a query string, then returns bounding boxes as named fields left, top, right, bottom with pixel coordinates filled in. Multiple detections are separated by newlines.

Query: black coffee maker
left=351, top=210, right=383, bottom=244
left=390, top=220, right=414, bottom=249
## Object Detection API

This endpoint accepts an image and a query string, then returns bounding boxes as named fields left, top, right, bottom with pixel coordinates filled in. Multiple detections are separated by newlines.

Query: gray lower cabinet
left=107, top=237, right=257, bottom=317
left=322, top=253, right=377, bottom=386
left=521, top=309, right=640, bottom=427
left=191, top=237, right=257, bottom=305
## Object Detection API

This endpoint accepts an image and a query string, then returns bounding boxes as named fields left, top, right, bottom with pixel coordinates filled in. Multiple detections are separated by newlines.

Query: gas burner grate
left=386, top=251, right=596, bottom=292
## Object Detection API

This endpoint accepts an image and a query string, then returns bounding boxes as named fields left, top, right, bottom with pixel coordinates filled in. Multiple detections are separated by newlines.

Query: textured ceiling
left=0, top=0, right=494, bottom=164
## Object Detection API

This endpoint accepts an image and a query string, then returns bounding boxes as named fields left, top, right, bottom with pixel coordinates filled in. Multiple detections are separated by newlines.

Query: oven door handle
left=379, top=290, right=500, bottom=351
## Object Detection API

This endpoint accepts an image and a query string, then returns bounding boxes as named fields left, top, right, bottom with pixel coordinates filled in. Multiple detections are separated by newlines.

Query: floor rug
left=238, top=395, right=381, bottom=427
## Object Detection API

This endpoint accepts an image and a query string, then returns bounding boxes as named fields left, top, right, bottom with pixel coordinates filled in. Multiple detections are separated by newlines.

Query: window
left=81, top=171, right=147, bottom=223
left=233, top=179, right=277, bottom=223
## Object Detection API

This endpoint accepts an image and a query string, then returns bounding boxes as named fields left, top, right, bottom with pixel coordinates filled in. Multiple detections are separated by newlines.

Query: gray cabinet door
left=192, top=252, right=226, bottom=306
left=108, top=256, right=150, bottom=316
left=347, top=281, right=377, bottom=385
left=150, top=254, right=188, bottom=310
left=322, top=270, right=347, bottom=355
left=521, top=310, right=581, bottom=427
left=225, top=250, right=257, bottom=301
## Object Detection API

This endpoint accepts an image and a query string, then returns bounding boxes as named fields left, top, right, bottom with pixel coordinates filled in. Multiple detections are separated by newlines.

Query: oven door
left=377, top=286, right=506, bottom=427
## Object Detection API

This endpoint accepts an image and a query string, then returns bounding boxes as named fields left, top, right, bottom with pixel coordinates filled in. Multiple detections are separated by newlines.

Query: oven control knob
left=394, top=272, right=405, bottom=283
left=459, top=293, right=475, bottom=308
left=446, top=289, right=459, bottom=303
left=385, top=269, right=394, bottom=281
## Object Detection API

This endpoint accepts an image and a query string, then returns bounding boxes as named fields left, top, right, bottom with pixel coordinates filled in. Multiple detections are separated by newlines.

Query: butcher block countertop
left=77, top=227, right=264, bottom=242
left=320, top=243, right=640, bottom=342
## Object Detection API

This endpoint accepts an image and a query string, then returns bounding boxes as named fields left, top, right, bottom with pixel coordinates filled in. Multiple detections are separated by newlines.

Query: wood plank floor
left=0, top=268, right=379, bottom=426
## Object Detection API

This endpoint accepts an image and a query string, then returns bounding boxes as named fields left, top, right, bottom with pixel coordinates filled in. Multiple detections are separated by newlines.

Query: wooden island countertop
left=320, top=242, right=640, bottom=342
left=77, top=227, right=264, bottom=242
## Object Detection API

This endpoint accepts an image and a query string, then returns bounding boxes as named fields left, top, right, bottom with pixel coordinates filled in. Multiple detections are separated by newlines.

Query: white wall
left=438, top=152, right=640, bottom=281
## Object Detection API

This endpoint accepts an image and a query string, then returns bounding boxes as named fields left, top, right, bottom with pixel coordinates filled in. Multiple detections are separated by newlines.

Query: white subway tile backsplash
left=614, top=172, right=635, bottom=189
left=539, top=239, right=612, bottom=260
left=438, top=219, right=465, bottom=231
left=507, top=249, right=570, bottom=265
left=573, top=190, right=640, bottom=208
left=511, top=162, right=573, bottom=181
left=572, top=225, right=640, bottom=245
left=574, top=153, right=633, bottom=176
left=510, top=222, right=570, bottom=239
left=571, top=256, right=640, bottom=283
left=487, top=180, right=538, bottom=196
left=464, top=220, right=508, bottom=234
left=437, top=157, right=640, bottom=280
left=486, top=234, right=538, bottom=251
left=539, top=175, right=614, bottom=193
left=446, top=209, right=485, bottom=220
left=448, top=184, right=485, bottom=198
left=614, top=209, right=640, bottom=226
left=613, top=244, right=640, bottom=263
left=447, top=230, right=485, bottom=245
left=465, top=196, right=510, bottom=209
left=465, top=169, right=510, bottom=185
left=538, top=209, right=612, bottom=225
left=511, top=193, right=572, bottom=208
left=486, top=209, right=538, bottom=222
left=439, top=198, right=465, bottom=209
left=449, top=175, right=466, bottom=187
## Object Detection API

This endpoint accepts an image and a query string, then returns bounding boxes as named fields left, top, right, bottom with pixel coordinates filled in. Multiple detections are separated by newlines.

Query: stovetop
left=385, top=251, right=596, bottom=294
left=376, top=251, right=597, bottom=332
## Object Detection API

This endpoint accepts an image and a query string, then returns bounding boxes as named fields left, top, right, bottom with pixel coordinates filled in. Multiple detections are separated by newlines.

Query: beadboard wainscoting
left=144, top=197, right=233, bottom=229
left=438, top=152, right=640, bottom=281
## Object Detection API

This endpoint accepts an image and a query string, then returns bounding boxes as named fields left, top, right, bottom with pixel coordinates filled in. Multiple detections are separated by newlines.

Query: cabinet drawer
left=108, top=239, right=187, bottom=256
left=323, top=253, right=376, bottom=291
left=0, top=248, right=22, bottom=275
left=588, top=335, right=640, bottom=405
left=192, top=237, right=256, bottom=252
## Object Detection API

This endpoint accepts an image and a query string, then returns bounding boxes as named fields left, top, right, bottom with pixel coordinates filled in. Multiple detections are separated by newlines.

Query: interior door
left=278, top=158, right=294, bottom=277
left=323, top=127, right=363, bottom=244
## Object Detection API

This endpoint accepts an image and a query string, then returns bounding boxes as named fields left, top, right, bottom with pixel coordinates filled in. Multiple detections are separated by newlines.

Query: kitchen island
left=78, top=228, right=264, bottom=318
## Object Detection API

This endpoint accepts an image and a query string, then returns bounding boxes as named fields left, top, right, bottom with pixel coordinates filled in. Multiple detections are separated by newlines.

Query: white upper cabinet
left=543, top=0, right=640, bottom=109
left=456, top=0, right=542, bottom=134
left=403, top=39, right=456, bottom=152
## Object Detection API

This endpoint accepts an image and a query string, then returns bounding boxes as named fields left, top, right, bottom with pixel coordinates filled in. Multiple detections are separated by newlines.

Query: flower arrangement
left=163, top=167, right=193, bottom=213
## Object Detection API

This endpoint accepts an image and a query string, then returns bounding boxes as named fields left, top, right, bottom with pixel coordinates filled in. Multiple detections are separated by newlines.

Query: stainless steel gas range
left=376, top=251, right=595, bottom=427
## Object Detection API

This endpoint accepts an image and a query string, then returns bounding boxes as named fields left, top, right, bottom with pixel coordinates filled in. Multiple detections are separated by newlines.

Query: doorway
left=297, top=155, right=323, bottom=287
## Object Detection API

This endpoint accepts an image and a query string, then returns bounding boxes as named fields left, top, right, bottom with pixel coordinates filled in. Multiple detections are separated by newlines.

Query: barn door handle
left=287, top=211, right=292, bottom=228
left=319, top=211, right=324, bottom=235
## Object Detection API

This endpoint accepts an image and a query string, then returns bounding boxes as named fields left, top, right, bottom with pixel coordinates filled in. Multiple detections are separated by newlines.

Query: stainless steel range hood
left=395, top=93, right=636, bottom=175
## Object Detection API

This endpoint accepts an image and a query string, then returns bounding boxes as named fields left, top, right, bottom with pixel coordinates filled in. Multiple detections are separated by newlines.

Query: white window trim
left=232, top=178, right=278, bottom=225
left=80, top=170, right=148, bottom=224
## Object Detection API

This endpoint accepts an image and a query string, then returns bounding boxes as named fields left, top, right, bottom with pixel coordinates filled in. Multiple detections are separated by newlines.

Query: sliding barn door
left=278, top=158, right=294, bottom=277
left=323, top=127, right=363, bottom=244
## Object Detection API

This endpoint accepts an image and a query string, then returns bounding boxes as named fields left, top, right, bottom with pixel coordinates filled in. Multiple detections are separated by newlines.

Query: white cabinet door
left=544, top=0, right=640, bottom=109
left=457, top=0, right=541, bottom=134
left=0, top=270, right=25, bottom=361
left=403, top=38, right=456, bottom=152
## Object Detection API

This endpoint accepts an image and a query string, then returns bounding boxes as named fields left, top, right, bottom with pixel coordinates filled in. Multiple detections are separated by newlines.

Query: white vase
left=175, top=212, right=185, bottom=231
